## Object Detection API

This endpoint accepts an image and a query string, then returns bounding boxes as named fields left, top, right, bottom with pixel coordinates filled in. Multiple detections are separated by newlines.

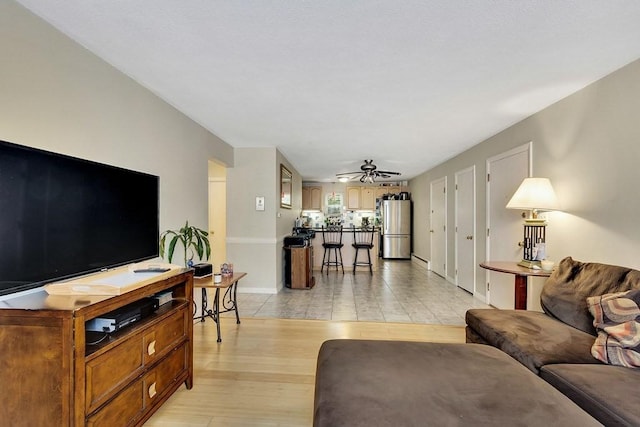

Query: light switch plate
left=256, top=196, right=265, bottom=211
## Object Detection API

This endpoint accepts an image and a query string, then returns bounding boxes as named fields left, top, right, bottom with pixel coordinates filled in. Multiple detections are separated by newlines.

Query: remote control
left=134, top=267, right=171, bottom=273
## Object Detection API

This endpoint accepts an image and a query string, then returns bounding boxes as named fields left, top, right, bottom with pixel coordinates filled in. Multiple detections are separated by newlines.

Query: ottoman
left=313, top=340, right=601, bottom=427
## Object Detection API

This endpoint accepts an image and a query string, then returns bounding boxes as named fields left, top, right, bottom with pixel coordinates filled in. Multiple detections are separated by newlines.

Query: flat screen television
left=0, top=140, right=159, bottom=296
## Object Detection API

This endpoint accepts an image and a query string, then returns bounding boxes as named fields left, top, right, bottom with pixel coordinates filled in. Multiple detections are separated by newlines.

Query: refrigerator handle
left=383, top=206, right=388, bottom=234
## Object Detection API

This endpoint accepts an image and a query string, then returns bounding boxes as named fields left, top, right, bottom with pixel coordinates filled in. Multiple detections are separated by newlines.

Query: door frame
left=429, top=176, right=447, bottom=278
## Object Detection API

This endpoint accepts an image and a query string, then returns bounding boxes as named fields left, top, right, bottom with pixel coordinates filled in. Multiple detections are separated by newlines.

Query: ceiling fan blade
left=336, top=171, right=362, bottom=176
left=377, top=170, right=401, bottom=175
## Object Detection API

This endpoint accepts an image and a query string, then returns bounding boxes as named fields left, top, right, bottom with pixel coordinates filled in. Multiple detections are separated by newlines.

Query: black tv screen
left=0, top=140, right=159, bottom=296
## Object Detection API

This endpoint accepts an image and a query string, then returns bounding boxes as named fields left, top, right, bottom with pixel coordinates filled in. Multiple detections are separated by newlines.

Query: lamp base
left=523, top=218, right=547, bottom=225
left=517, top=259, right=541, bottom=269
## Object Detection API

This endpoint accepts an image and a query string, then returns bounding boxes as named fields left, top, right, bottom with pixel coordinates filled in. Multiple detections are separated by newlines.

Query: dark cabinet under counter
left=283, top=246, right=315, bottom=289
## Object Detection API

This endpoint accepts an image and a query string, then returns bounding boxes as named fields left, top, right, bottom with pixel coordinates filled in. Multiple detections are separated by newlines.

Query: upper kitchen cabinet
left=302, top=186, right=322, bottom=210
left=346, top=186, right=361, bottom=210
left=375, top=186, right=400, bottom=199
left=361, top=187, right=376, bottom=210
left=347, top=186, right=376, bottom=210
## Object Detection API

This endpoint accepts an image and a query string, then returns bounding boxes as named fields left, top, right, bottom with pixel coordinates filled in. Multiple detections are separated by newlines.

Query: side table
left=480, top=262, right=551, bottom=310
left=193, top=272, right=246, bottom=342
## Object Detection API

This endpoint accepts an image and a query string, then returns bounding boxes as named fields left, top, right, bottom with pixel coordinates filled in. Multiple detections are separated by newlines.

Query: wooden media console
left=0, top=267, right=193, bottom=426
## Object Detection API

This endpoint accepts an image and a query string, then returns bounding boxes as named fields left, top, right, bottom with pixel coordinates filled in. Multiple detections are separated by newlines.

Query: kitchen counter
left=301, top=227, right=379, bottom=233
left=308, top=228, right=379, bottom=272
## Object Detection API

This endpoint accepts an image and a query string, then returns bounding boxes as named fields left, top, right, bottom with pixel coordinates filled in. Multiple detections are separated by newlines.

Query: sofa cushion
left=541, top=257, right=640, bottom=335
left=587, top=290, right=640, bottom=367
left=465, top=308, right=599, bottom=373
left=541, top=363, right=640, bottom=426
left=314, top=340, right=600, bottom=427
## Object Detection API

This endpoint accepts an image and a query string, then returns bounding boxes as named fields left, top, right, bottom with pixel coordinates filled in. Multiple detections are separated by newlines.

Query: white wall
left=410, top=58, right=640, bottom=300
left=1, top=1, right=234, bottom=265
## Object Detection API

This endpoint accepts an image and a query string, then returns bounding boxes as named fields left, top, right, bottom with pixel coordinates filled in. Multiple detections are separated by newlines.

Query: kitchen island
left=305, top=227, right=379, bottom=272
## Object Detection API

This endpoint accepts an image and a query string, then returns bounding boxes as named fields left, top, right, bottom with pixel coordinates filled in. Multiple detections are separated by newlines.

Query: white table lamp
left=506, top=177, right=559, bottom=267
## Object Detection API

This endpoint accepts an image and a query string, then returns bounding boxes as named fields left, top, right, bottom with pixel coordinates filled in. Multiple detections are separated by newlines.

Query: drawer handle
left=148, top=382, right=157, bottom=399
left=147, top=340, right=156, bottom=356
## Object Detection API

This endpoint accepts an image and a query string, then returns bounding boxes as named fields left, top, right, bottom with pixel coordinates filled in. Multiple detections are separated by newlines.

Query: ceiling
left=14, top=0, right=640, bottom=182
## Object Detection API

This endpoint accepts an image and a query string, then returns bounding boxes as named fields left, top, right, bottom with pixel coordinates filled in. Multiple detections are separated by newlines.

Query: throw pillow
left=586, top=289, right=640, bottom=368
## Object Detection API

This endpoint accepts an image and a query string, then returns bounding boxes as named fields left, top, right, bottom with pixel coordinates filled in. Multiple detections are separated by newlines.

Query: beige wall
left=226, top=147, right=301, bottom=293
left=1, top=1, right=234, bottom=266
left=410, top=58, right=640, bottom=300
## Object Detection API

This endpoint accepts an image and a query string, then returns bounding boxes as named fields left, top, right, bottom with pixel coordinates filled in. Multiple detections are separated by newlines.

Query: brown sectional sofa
left=466, top=256, right=640, bottom=426
left=313, top=257, right=640, bottom=426
left=313, top=340, right=600, bottom=427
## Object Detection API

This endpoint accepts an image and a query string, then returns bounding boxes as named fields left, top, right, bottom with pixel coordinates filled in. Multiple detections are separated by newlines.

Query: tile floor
left=231, top=259, right=492, bottom=326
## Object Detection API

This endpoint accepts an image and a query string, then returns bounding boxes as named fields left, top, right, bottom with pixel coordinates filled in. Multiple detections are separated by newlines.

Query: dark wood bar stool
left=321, top=225, right=344, bottom=273
left=352, top=227, right=375, bottom=274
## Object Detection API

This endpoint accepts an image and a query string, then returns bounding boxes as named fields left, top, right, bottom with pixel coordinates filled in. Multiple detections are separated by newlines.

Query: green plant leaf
left=159, top=220, right=212, bottom=265
left=167, top=234, right=181, bottom=264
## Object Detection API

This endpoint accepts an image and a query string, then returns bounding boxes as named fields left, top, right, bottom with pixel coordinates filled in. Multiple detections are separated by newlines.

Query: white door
left=455, top=166, right=475, bottom=294
left=430, top=177, right=447, bottom=278
left=486, top=143, right=531, bottom=309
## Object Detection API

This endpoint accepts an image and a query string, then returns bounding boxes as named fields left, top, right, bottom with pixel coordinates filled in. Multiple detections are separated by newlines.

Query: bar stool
left=352, top=227, right=375, bottom=274
left=321, top=225, right=344, bottom=274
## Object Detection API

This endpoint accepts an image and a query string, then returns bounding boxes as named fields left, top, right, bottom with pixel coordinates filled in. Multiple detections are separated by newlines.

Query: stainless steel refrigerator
left=381, top=199, right=411, bottom=259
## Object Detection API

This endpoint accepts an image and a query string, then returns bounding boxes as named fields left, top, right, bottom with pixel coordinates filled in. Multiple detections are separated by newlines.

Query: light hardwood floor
left=145, top=317, right=465, bottom=426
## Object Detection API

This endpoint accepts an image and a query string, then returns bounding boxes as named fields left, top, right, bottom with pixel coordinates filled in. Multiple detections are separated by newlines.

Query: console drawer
left=143, top=307, right=187, bottom=364
left=86, top=344, right=188, bottom=427
left=86, top=333, right=144, bottom=413
left=143, top=344, right=188, bottom=408
left=86, top=380, right=144, bottom=427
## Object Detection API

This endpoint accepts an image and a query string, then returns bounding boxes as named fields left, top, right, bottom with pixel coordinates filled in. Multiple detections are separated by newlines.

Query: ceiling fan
left=336, top=160, right=401, bottom=183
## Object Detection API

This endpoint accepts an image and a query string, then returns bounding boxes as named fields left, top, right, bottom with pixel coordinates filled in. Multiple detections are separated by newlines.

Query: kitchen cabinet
left=302, top=186, right=322, bottom=210
left=346, top=186, right=361, bottom=210
left=347, top=186, right=379, bottom=210
left=289, top=246, right=315, bottom=289
left=375, top=186, right=401, bottom=199
left=310, top=187, right=322, bottom=210
left=361, top=187, right=376, bottom=210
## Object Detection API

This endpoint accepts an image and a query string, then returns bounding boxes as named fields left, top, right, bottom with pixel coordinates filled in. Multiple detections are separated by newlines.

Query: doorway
left=208, top=161, right=227, bottom=270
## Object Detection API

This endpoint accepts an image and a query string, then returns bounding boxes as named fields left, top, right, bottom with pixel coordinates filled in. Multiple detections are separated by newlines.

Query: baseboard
left=411, top=255, right=429, bottom=269
left=473, top=293, right=487, bottom=303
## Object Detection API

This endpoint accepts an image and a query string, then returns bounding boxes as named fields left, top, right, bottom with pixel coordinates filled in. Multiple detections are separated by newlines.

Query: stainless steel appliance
left=381, top=199, right=411, bottom=259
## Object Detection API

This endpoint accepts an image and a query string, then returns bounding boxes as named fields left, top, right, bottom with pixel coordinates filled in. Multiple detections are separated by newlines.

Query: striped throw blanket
left=587, top=290, right=640, bottom=368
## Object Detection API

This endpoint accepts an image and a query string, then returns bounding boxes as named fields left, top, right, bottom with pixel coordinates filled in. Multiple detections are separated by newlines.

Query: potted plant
left=159, top=220, right=211, bottom=267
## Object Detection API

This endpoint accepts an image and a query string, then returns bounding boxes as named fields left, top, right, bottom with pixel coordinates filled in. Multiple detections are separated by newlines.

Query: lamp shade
left=506, top=177, right=559, bottom=211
